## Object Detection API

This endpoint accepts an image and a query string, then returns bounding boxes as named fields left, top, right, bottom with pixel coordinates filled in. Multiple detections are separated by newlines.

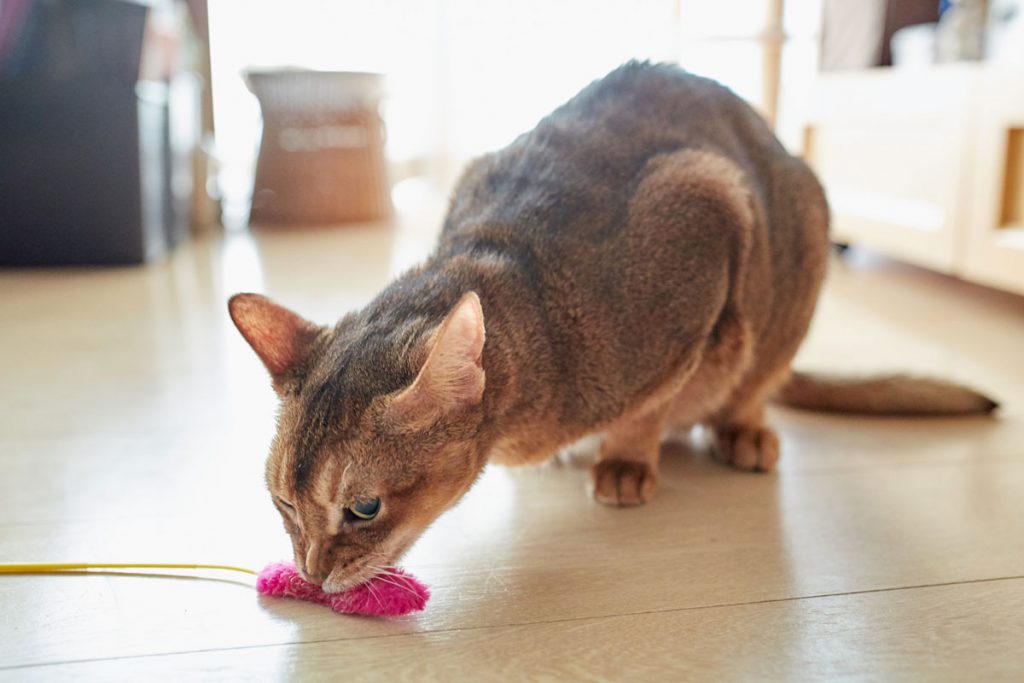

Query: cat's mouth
left=320, top=537, right=417, bottom=594
left=320, top=562, right=379, bottom=594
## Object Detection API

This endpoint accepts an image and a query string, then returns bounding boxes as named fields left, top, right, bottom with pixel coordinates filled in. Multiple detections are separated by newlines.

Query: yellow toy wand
left=0, top=560, right=432, bottom=616
left=0, top=562, right=256, bottom=575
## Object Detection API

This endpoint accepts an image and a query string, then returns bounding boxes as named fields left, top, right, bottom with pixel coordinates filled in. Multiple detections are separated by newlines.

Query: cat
left=229, top=62, right=997, bottom=593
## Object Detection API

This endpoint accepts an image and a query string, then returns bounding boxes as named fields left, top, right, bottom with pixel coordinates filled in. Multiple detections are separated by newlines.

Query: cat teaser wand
left=0, top=562, right=429, bottom=617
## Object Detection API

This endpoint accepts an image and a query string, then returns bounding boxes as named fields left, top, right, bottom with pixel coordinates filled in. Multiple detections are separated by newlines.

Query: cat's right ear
left=228, top=293, right=322, bottom=388
left=387, top=292, right=486, bottom=425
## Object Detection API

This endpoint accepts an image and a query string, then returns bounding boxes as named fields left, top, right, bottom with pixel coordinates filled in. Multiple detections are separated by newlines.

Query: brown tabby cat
left=229, top=63, right=996, bottom=593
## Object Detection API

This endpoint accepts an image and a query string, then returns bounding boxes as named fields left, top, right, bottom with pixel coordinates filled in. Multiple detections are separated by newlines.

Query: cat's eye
left=274, top=498, right=298, bottom=522
left=348, top=497, right=381, bottom=521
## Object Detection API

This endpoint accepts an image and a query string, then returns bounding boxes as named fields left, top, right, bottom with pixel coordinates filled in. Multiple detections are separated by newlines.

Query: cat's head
left=228, top=291, right=487, bottom=592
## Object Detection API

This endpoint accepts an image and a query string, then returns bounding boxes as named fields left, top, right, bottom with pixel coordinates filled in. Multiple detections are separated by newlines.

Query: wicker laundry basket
left=245, top=70, right=390, bottom=225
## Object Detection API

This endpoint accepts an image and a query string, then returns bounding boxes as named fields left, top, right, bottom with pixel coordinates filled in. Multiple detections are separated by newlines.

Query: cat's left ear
left=228, top=293, right=323, bottom=389
left=390, top=292, right=486, bottom=421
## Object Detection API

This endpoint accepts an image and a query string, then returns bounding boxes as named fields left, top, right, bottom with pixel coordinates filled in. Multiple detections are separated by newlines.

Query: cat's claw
left=713, top=425, right=779, bottom=472
left=590, top=459, right=656, bottom=507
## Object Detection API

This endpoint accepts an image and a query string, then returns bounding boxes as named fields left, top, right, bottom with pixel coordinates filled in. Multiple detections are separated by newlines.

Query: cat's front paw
left=590, top=459, right=656, bottom=507
left=713, top=425, right=779, bottom=472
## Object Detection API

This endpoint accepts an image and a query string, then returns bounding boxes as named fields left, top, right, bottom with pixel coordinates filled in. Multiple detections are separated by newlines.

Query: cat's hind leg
left=710, top=367, right=790, bottom=472
left=709, top=156, right=829, bottom=472
left=714, top=418, right=780, bottom=472
left=590, top=406, right=669, bottom=507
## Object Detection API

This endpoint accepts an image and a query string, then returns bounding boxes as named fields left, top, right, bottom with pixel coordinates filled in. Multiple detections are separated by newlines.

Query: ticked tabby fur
left=230, top=63, right=996, bottom=592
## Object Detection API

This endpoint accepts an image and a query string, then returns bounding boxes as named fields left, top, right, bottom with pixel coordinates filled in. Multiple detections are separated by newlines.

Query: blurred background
left=1, top=0, right=1023, bottom=292
left=2, top=6, right=1023, bottom=671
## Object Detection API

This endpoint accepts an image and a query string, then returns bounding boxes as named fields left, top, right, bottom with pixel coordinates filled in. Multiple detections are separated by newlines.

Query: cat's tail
left=772, top=370, right=999, bottom=416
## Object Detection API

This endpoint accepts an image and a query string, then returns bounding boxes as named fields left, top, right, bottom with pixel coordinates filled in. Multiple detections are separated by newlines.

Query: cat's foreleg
left=590, top=405, right=670, bottom=507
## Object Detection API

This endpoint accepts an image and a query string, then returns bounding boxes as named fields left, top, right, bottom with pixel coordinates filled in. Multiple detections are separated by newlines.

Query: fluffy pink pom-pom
left=256, top=562, right=429, bottom=617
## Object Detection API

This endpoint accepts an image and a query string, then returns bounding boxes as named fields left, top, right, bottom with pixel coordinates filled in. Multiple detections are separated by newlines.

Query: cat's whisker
left=371, top=573, right=419, bottom=596
left=368, top=564, right=401, bottom=579
left=363, top=579, right=384, bottom=608
left=379, top=573, right=419, bottom=592
left=365, top=564, right=421, bottom=598
left=368, top=561, right=405, bottom=579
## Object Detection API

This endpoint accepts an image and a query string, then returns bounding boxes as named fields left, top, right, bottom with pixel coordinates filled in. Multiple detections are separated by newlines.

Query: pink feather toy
left=0, top=561, right=430, bottom=618
left=256, top=562, right=429, bottom=616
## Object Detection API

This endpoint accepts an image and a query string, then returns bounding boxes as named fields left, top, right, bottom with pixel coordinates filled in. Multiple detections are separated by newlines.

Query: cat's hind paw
left=713, top=425, right=779, bottom=472
left=590, top=459, right=656, bottom=507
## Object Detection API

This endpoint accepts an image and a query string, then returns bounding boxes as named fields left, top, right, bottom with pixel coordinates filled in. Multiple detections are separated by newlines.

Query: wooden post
left=761, top=0, right=785, bottom=130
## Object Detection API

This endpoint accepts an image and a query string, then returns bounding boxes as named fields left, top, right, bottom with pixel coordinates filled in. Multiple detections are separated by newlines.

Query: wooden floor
left=1, top=217, right=1023, bottom=680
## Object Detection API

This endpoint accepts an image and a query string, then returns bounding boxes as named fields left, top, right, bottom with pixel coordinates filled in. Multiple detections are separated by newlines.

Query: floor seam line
left=3, top=573, right=1022, bottom=672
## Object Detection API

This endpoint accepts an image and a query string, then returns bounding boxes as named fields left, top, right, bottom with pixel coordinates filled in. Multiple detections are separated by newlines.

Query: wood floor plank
left=2, top=455, right=1022, bottom=668
left=2, top=228, right=1022, bottom=675
left=5, top=578, right=1022, bottom=681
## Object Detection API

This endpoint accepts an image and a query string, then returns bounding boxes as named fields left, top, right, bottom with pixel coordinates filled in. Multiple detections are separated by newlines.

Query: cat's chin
left=320, top=566, right=375, bottom=594
left=319, top=577, right=350, bottom=594
left=318, top=580, right=347, bottom=594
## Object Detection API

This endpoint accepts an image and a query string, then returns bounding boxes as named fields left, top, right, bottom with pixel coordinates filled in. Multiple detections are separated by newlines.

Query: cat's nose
left=298, top=562, right=328, bottom=585
left=304, top=543, right=331, bottom=583
left=302, top=568, right=327, bottom=584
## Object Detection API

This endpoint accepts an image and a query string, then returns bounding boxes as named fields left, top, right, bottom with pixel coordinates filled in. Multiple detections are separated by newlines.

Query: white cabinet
left=804, top=64, right=1024, bottom=296
left=963, top=67, right=1024, bottom=296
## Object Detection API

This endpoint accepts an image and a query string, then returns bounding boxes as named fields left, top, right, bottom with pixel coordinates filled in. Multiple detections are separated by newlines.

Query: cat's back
left=416, top=64, right=828, bottom=422
left=441, top=62, right=784, bottom=245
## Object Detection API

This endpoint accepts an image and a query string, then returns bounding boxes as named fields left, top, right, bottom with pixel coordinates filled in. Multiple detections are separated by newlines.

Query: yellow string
left=0, top=562, right=257, bottom=575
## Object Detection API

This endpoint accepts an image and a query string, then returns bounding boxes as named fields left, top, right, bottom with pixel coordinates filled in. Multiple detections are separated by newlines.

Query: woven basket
left=245, top=70, right=390, bottom=226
